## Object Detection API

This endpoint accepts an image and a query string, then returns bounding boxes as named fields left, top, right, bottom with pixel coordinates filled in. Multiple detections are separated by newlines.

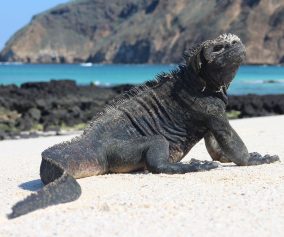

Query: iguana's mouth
left=218, top=43, right=245, bottom=58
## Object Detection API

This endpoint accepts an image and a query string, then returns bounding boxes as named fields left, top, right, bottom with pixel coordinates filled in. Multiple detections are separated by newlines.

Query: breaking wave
left=244, top=79, right=284, bottom=84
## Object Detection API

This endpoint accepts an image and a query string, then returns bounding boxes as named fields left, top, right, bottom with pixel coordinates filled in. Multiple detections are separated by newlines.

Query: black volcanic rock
left=0, top=80, right=119, bottom=139
left=0, top=80, right=284, bottom=140
left=0, top=0, right=283, bottom=64
left=227, top=95, right=284, bottom=117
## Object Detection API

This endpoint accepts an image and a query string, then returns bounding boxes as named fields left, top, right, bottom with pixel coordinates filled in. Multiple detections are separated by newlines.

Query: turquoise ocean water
left=0, top=63, right=284, bottom=95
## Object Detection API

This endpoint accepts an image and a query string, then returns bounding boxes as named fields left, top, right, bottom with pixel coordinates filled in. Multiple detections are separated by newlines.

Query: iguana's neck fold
left=173, top=65, right=228, bottom=105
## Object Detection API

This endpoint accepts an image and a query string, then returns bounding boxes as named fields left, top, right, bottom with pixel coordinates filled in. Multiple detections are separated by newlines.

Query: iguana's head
left=185, top=33, right=246, bottom=92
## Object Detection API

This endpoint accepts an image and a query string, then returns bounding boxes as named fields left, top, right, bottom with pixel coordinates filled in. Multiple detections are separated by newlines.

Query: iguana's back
left=82, top=75, right=208, bottom=164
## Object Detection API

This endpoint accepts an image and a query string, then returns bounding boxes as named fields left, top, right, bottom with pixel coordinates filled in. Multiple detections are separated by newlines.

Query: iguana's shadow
left=19, top=179, right=43, bottom=191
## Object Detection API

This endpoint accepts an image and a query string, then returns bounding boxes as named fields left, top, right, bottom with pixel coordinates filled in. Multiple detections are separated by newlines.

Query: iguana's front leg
left=207, top=115, right=280, bottom=166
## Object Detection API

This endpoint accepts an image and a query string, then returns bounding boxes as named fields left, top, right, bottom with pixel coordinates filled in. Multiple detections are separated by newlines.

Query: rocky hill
left=0, top=0, right=283, bottom=64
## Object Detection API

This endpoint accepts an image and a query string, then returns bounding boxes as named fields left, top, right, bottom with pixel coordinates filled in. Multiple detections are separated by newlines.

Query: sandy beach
left=0, top=115, right=283, bottom=237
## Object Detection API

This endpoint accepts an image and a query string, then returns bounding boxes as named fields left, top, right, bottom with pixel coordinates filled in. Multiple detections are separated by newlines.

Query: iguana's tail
left=7, top=160, right=81, bottom=219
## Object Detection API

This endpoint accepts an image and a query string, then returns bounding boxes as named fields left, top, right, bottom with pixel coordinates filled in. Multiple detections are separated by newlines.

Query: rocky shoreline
left=0, top=80, right=284, bottom=140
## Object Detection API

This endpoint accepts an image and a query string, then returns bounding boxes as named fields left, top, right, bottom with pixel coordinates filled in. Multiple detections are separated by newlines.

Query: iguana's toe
left=248, top=153, right=280, bottom=165
left=189, top=159, right=221, bottom=171
left=263, top=154, right=280, bottom=163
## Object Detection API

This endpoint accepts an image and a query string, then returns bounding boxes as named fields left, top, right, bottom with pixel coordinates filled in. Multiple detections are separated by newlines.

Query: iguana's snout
left=219, top=39, right=246, bottom=65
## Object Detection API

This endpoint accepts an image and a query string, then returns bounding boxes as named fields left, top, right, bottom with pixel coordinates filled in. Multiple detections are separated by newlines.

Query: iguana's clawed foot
left=150, top=160, right=220, bottom=174
left=247, top=152, right=280, bottom=166
left=189, top=158, right=221, bottom=171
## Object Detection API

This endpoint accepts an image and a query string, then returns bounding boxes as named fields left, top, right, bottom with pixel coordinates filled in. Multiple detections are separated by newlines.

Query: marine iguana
left=8, top=33, right=280, bottom=219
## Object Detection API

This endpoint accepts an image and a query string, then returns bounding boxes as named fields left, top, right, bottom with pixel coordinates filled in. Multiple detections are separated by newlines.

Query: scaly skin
left=8, top=34, right=280, bottom=219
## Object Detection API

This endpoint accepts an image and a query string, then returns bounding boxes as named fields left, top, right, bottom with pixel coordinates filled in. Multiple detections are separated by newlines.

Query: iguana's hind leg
left=106, top=135, right=219, bottom=174
left=143, top=136, right=219, bottom=174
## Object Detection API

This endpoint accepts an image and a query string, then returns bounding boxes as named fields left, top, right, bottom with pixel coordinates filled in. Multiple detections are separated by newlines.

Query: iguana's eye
left=232, top=40, right=238, bottom=45
left=213, top=44, right=224, bottom=52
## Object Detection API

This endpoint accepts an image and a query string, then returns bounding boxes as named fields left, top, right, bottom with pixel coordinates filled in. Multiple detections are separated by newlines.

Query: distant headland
left=0, top=0, right=283, bottom=64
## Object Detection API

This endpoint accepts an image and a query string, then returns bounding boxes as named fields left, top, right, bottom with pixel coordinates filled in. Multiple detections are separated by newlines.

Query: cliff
left=0, top=0, right=283, bottom=64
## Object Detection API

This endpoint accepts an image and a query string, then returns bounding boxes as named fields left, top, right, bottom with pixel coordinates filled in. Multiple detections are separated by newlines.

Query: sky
left=0, top=0, right=69, bottom=51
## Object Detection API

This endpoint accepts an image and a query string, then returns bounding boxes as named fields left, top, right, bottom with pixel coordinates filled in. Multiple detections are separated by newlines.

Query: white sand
left=0, top=116, right=283, bottom=237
